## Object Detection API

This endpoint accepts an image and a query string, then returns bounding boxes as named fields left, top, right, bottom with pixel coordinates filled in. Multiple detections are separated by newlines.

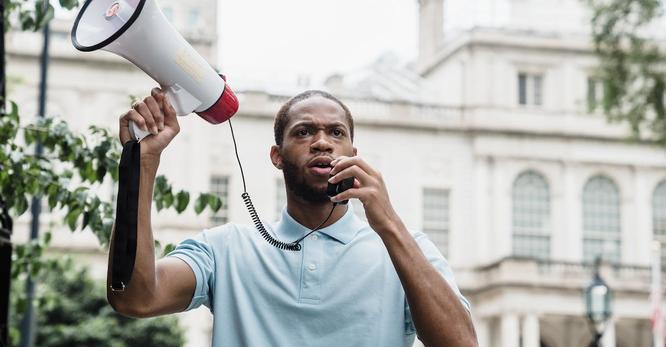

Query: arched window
left=512, top=171, right=551, bottom=259
left=653, top=181, right=666, bottom=268
left=583, top=175, right=621, bottom=263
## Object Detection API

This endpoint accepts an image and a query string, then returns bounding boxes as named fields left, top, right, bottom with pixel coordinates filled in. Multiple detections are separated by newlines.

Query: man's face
left=271, top=96, right=356, bottom=204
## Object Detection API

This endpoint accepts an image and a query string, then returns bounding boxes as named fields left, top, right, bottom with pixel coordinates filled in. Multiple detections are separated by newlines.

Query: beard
left=282, top=156, right=330, bottom=204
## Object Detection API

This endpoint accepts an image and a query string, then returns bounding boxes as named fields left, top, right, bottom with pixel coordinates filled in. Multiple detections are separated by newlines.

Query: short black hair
left=273, top=90, right=354, bottom=146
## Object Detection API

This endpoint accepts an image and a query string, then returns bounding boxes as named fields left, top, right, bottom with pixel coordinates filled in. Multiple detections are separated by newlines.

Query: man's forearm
left=378, top=221, right=477, bottom=347
left=107, top=156, right=160, bottom=314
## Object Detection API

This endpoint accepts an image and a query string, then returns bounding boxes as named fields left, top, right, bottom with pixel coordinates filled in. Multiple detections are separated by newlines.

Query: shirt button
left=308, top=264, right=317, bottom=271
left=311, top=234, right=318, bottom=241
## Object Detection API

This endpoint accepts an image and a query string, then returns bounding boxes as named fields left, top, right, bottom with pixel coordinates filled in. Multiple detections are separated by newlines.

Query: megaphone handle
left=127, top=85, right=200, bottom=142
left=129, top=120, right=152, bottom=142
left=163, top=84, right=201, bottom=117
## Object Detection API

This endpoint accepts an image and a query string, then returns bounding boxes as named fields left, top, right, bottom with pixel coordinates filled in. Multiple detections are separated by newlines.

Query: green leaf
left=35, top=3, right=54, bottom=29
left=163, top=192, right=174, bottom=209
left=162, top=243, right=176, bottom=257
left=194, top=194, right=207, bottom=215
left=43, top=232, right=52, bottom=245
left=15, top=194, right=29, bottom=215
left=208, top=194, right=222, bottom=212
left=66, top=208, right=82, bottom=231
left=155, top=198, right=164, bottom=211
left=59, top=0, right=80, bottom=10
left=82, top=211, right=91, bottom=230
left=95, top=164, right=106, bottom=183
left=31, top=261, right=42, bottom=277
left=175, top=191, right=189, bottom=213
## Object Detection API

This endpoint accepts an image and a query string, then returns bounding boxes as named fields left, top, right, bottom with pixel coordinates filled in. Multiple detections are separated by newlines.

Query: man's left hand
left=329, top=156, right=402, bottom=236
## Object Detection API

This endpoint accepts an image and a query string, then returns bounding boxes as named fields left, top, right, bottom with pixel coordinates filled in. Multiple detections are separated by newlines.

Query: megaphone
left=71, top=0, right=239, bottom=141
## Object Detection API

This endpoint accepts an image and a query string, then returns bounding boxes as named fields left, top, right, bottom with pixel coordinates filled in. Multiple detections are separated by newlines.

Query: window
left=512, top=171, right=551, bottom=259
left=210, top=176, right=230, bottom=225
left=518, top=72, right=543, bottom=106
left=587, top=77, right=604, bottom=112
left=275, top=178, right=286, bottom=219
left=653, top=181, right=666, bottom=268
left=583, top=176, right=621, bottom=264
left=423, top=188, right=450, bottom=256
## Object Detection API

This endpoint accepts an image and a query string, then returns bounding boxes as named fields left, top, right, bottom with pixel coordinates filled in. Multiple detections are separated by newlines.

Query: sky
left=216, top=0, right=418, bottom=89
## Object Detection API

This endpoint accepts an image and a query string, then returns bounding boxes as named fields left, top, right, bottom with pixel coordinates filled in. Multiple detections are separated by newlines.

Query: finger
left=119, top=109, right=147, bottom=144
left=162, top=96, right=179, bottom=130
left=330, top=156, right=350, bottom=168
left=134, top=101, right=158, bottom=135
left=144, top=96, right=164, bottom=131
left=328, top=165, right=372, bottom=186
left=331, top=187, right=363, bottom=203
left=121, top=109, right=148, bottom=131
left=331, top=156, right=377, bottom=177
left=151, top=87, right=165, bottom=103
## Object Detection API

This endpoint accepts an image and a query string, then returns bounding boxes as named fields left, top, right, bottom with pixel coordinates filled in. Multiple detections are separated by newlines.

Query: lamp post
left=584, top=257, right=613, bottom=347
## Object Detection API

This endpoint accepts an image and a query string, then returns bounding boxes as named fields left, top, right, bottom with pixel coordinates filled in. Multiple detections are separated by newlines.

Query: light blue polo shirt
left=168, top=205, right=470, bottom=347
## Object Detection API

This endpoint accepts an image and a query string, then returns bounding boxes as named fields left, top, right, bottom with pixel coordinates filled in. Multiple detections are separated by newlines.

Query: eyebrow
left=289, top=121, right=349, bottom=129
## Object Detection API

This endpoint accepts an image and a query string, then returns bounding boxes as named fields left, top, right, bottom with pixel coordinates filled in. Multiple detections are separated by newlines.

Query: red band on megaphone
left=196, top=75, right=239, bottom=124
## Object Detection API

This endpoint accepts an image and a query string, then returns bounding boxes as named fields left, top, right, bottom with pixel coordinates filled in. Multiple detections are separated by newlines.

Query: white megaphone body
left=71, top=0, right=239, bottom=141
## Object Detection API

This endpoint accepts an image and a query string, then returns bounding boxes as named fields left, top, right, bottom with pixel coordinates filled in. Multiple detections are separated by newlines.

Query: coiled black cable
left=228, top=120, right=336, bottom=251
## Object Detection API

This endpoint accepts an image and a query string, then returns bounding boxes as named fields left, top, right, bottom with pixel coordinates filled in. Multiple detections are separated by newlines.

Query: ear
left=270, top=145, right=283, bottom=170
left=353, top=147, right=358, bottom=156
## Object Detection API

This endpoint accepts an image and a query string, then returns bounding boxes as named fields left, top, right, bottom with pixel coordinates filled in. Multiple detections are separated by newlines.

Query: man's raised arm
left=106, top=88, right=195, bottom=318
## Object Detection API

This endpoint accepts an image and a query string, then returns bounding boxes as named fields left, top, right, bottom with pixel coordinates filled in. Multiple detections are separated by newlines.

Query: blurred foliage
left=588, top=0, right=666, bottom=145
left=1, top=0, right=223, bottom=344
left=9, top=248, right=184, bottom=347
left=4, top=0, right=77, bottom=32
left=0, top=104, right=223, bottom=247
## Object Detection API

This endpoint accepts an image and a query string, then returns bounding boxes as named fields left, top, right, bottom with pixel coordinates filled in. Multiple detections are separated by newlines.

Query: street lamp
left=584, top=257, right=613, bottom=347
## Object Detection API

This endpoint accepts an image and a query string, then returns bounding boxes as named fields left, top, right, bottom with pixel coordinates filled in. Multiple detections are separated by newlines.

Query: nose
left=310, top=131, right=333, bottom=153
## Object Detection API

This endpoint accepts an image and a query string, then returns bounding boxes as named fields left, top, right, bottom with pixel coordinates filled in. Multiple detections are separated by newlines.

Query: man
left=108, top=88, right=477, bottom=347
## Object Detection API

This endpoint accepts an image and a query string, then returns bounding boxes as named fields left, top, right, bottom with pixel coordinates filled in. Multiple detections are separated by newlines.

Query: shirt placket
left=299, top=232, right=322, bottom=303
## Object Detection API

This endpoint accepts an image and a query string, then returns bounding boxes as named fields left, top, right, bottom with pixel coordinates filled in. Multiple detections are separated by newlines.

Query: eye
left=296, top=128, right=309, bottom=137
left=331, top=128, right=344, bottom=137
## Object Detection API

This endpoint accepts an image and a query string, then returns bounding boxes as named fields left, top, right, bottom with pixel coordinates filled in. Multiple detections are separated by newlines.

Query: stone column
left=501, top=313, right=520, bottom=347
left=522, top=314, right=540, bottom=347
left=602, top=319, right=616, bottom=347
left=475, top=317, right=491, bottom=347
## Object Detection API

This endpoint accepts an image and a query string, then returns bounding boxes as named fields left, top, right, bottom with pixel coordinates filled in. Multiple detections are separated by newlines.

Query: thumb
left=162, top=96, right=179, bottom=128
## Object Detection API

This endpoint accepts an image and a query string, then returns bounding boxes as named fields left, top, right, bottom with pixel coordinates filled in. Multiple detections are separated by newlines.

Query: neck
left=286, top=194, right=347, bottom=230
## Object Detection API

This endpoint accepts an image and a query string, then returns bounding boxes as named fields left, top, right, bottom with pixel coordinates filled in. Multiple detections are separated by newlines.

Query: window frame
left=511, top=170, right=552, bottom=260
left=422, top=187, right=451, bottom=257
left=210, top=175, right=230, bottom=225
left=582, top=175, right=622, bottom=264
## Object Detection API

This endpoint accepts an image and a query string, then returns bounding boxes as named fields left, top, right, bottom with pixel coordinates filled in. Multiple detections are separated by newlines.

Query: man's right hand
left=119, top=87, right=180, bottom=159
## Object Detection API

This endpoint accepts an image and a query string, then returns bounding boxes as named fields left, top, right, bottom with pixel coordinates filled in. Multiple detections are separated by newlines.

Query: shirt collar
left=275, top=204, right=367, bottom=245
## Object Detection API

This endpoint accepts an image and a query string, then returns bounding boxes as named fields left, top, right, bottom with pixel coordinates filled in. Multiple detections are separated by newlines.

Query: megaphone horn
left=71, top=0, right=239, bottom=141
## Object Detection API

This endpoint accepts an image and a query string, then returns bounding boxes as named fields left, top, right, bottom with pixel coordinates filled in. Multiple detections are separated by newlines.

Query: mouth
left=307, top=157, right=334, bottom=177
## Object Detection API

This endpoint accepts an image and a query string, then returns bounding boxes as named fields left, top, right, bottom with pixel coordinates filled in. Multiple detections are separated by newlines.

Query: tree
left=11, top=256, right=185, bottom=347
left=588, top=0, right=666, bottom=145
left=1, top=0, right=223, bottom=344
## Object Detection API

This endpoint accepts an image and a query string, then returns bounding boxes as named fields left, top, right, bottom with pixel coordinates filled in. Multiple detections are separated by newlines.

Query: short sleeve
left=167, top=230, right=215, bottom=311
left=404, top=230, right=471, bottom=334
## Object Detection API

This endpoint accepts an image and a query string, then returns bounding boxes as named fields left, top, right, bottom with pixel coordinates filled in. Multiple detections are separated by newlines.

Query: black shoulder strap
left=111, top=140, right=140, bottom=291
